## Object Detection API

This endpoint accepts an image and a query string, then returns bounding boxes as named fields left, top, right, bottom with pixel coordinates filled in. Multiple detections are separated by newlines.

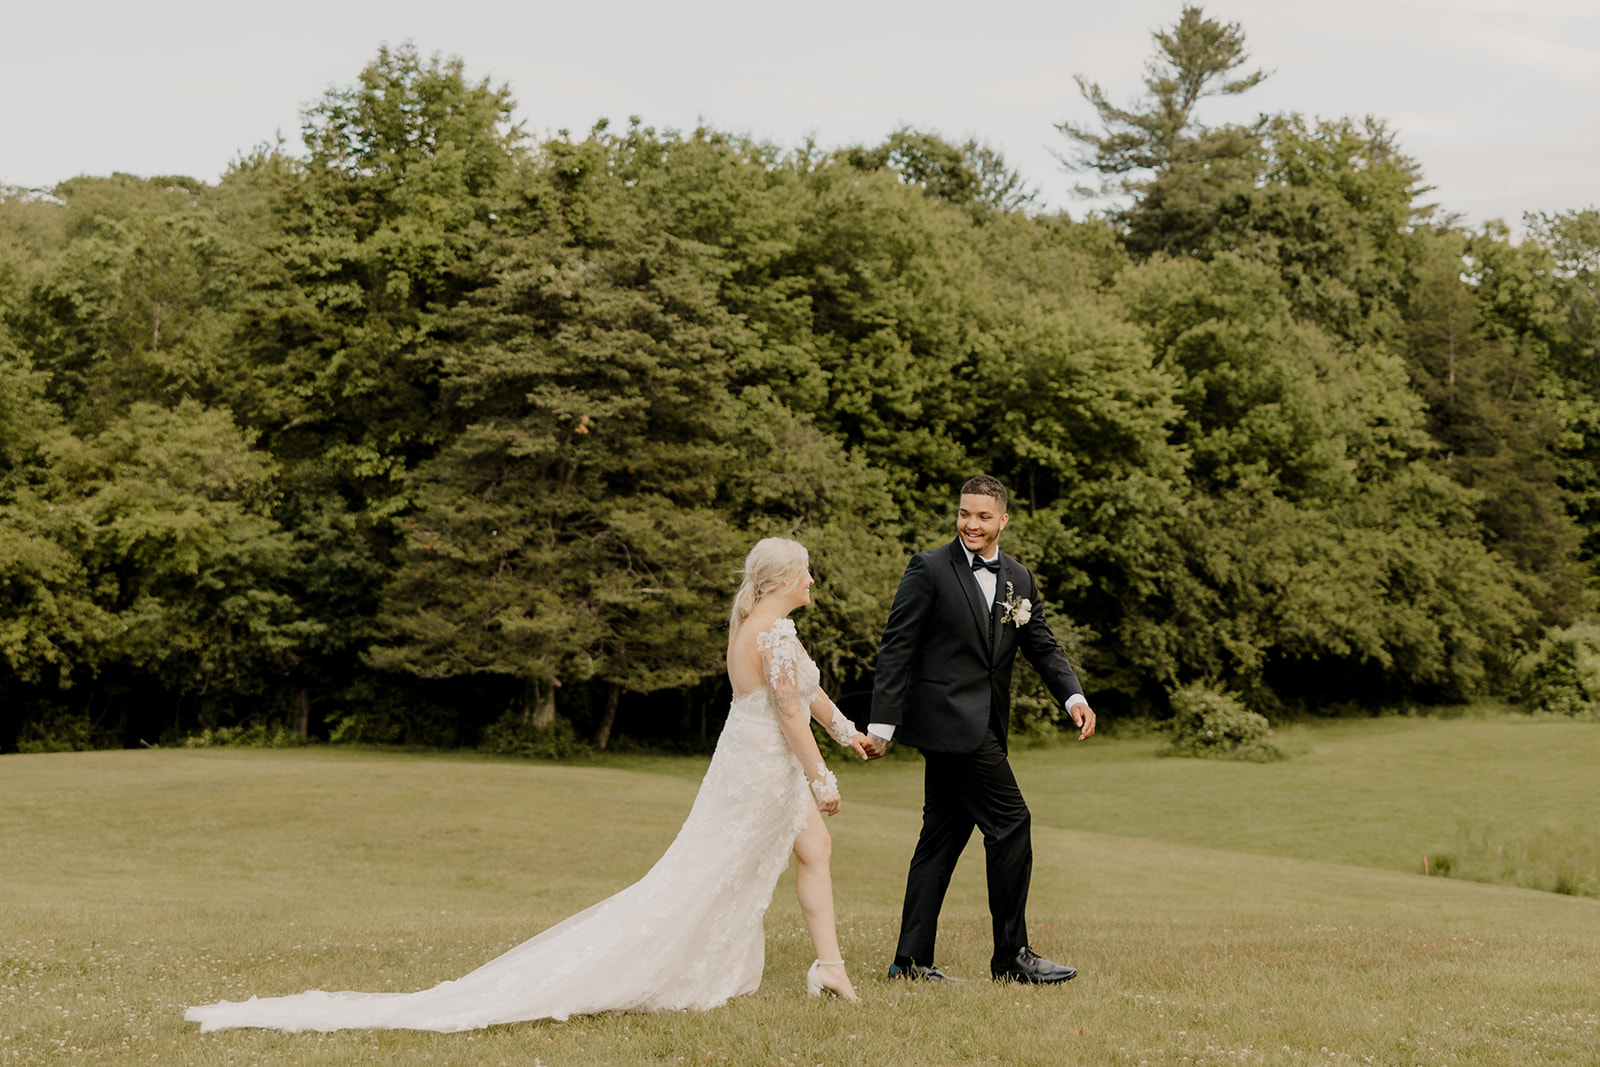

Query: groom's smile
left=957, top=493, right=1009, bottom=559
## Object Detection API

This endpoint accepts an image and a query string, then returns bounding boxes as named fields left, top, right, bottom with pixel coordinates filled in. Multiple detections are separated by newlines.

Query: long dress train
left=185, top=620, right=820, bottom=1032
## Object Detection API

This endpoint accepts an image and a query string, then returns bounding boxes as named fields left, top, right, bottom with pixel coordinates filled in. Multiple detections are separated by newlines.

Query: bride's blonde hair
left=729, top=538, right=810, bottom=636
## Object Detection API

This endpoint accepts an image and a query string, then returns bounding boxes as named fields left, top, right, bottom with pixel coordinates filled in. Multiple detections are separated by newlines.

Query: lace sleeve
left=824, top=702, right=857, bottom=746
left=756, top=620, right=805, bottom=721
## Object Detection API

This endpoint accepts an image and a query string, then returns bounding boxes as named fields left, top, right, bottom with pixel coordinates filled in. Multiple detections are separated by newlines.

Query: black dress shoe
left=887, top=960, right=965, bottom=982
left=991, top=947, right=1076, bottom=984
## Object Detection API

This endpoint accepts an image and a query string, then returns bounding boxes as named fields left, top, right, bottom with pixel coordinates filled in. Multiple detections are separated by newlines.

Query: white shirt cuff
left=1064, top=694, right=1089, bottom=714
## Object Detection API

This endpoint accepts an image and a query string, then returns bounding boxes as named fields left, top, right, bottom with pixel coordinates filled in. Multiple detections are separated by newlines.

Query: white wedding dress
left=186, top=620, right=820, bottom=1032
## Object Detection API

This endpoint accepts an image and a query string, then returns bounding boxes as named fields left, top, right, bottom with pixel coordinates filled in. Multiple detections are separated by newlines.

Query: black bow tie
left=971, top=556, right=1000, bottom=574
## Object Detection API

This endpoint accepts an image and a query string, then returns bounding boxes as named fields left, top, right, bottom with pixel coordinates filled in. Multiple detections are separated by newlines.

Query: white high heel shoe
left=807, top=959, right=855, bottom=1000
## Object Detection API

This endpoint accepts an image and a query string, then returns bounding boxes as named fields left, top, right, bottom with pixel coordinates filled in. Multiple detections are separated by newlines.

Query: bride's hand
left=848, top=732, right=871, bottom=761
left=810, top=762, right=841, bottom=815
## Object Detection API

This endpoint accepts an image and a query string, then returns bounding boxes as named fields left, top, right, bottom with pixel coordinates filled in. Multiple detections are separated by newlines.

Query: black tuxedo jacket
left=870, top=539, right=1084, bottom=754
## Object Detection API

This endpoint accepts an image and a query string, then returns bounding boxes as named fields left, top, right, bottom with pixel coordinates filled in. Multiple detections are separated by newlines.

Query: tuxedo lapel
left=945, top=541, right=993, bottom=653
left=992, top=555, right=1015, bottom=657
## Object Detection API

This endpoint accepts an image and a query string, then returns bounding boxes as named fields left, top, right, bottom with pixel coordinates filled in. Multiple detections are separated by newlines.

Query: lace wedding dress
left=186, top=620, right=826, bottom=1032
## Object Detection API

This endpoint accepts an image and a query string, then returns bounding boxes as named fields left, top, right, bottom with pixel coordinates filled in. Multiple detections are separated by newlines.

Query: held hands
left=826, top=701, right=872, bottom=761
left=859, top=732, right=889, bottom=760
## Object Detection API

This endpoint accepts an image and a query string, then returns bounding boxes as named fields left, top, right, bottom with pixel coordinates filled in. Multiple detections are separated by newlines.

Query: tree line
left=3, top=7, right=1598, bottom=752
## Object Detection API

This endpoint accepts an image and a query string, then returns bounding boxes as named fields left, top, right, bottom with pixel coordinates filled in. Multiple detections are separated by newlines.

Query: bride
left=186, top=537, right=866, bottom=1032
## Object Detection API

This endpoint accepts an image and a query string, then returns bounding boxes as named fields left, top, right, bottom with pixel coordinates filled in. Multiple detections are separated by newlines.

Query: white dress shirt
left=868, top=545, right=1087, bottom=742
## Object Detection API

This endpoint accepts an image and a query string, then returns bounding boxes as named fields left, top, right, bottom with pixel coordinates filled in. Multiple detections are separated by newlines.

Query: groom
left=863, top=475, right=1095, bottom=984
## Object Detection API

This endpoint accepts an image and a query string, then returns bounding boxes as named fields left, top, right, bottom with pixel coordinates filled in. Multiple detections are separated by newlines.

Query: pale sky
left=3, top=0, right=1597, bottom=230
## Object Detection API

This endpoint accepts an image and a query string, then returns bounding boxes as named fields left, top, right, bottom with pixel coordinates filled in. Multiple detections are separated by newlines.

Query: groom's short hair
left=959, top=475, right=1007, bottom=511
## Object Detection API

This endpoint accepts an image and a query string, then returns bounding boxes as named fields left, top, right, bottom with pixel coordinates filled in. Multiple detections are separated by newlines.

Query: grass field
left=3, top=716, right=1598, bottom=1065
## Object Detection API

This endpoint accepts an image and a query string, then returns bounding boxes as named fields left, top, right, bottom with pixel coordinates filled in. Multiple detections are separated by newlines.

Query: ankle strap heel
left=806, top=959, right=848, bottom=997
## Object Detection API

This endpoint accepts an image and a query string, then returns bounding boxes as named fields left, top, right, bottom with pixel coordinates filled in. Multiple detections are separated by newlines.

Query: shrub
left=326, top=689, right=458, bottom=746
left=1006, top=663, right=1090, bottom=748
left=328, top=710, right=404, bottom=745
left=178, top=722, right=308, bottom=748
left=1161, top=685, right=1285, bottom=762
left=1515, top=622, right=1600, bottom=721
left=16, top=708, right=120, bottom=753
left=480, top=712, right=589, bottom=760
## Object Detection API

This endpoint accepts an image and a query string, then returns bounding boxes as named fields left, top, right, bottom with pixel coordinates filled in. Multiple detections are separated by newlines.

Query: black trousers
left=893, top=728, right=1032, bottom=967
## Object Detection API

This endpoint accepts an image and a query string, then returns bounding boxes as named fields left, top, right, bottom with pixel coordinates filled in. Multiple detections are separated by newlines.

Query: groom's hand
left=860, top=732, right=890, bottom=760
left=1070, top=703, right=1097, bottom=741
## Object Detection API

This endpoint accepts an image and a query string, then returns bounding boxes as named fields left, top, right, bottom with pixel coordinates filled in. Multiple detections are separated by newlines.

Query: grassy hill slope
left=2, top=722, right=1597, bottom=1065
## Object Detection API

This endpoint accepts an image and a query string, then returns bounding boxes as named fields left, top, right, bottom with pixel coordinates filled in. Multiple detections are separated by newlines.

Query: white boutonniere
left=999, top=582, right=1032, bottom=627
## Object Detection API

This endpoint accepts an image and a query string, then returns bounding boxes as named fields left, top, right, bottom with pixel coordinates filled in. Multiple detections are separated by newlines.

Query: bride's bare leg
left=793, top=802, right=858, bottom=1001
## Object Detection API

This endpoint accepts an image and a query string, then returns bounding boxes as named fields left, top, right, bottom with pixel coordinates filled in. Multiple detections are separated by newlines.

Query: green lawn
left=3, top=718, right=1598, bottom=1065
left=1006, top=716, right=1600, bottom=880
